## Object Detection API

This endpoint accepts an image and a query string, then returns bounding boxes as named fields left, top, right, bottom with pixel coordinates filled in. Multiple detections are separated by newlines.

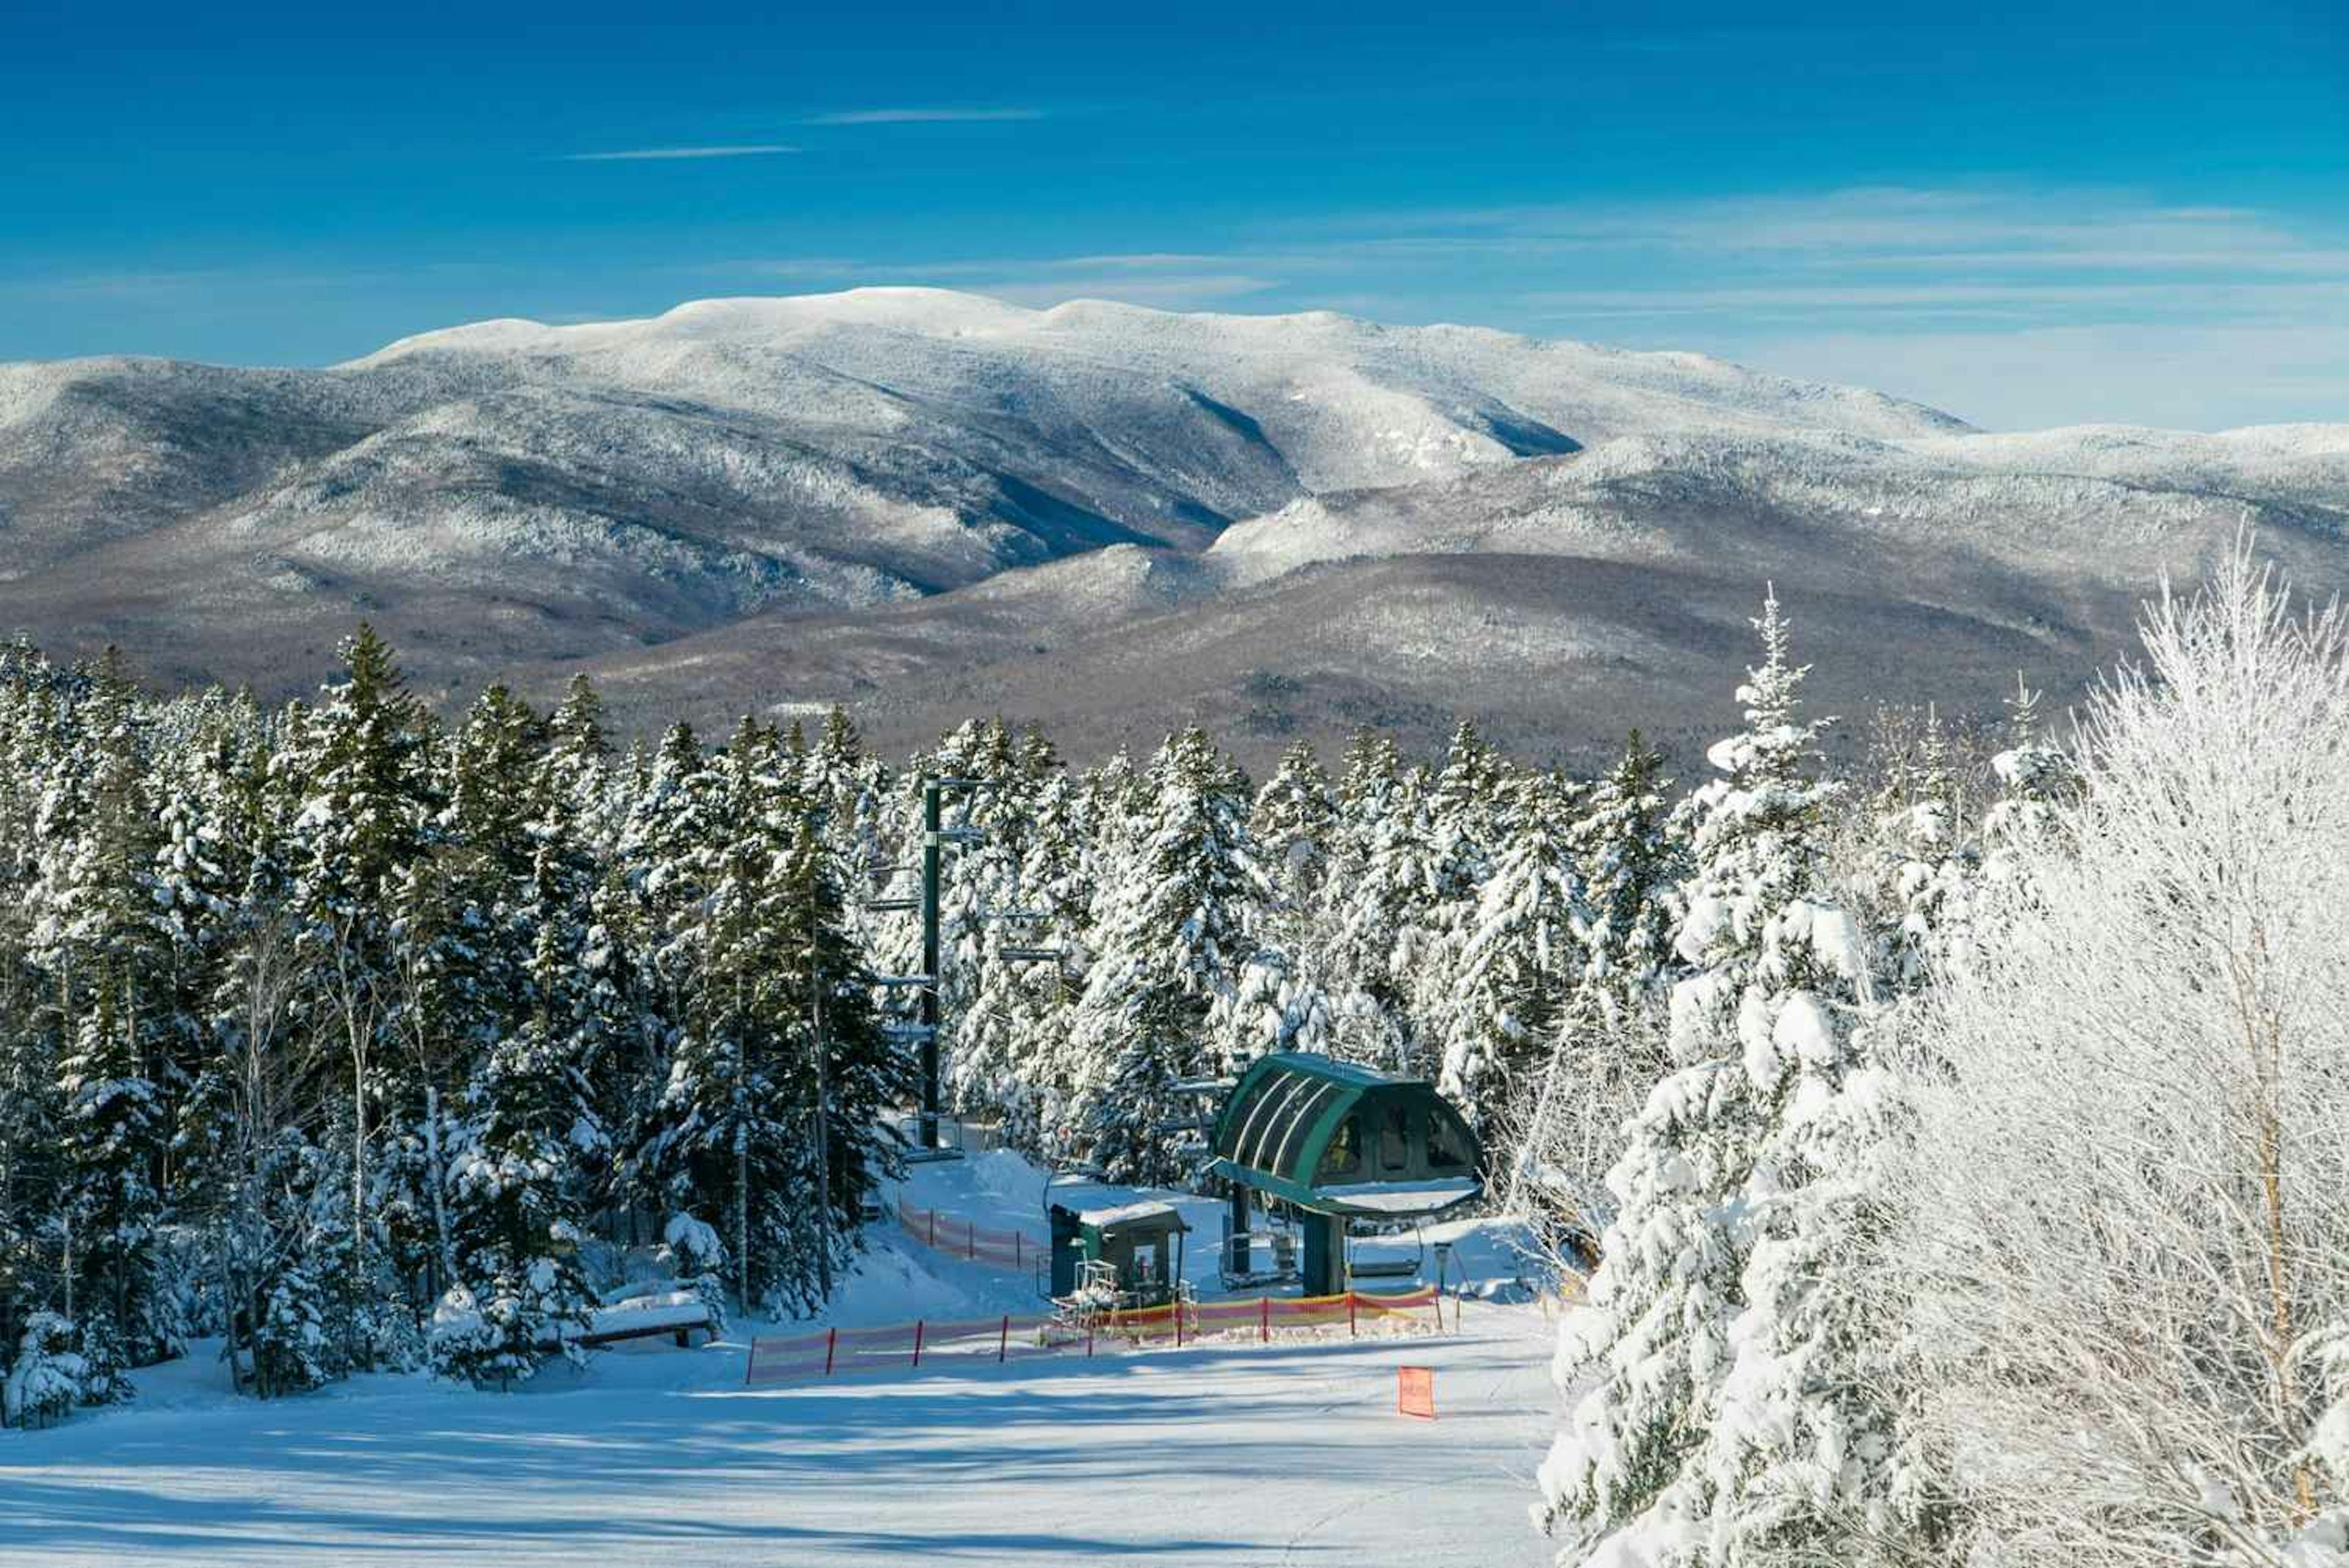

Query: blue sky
left=3, top=0, right=2343, bottom=429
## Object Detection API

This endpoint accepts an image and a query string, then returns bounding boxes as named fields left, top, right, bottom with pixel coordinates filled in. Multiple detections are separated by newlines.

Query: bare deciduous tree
left=1891, top=547, right=2349, bottom=1566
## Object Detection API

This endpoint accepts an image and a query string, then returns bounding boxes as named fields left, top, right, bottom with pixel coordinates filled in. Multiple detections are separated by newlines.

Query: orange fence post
left=967, top=1219, right=977, bottom=1261
left=824, top=1326, right=837, bottom=1377
left=1348, top=1291, right=1357, bottom=1338
left=1397, top=1365, right=1436, bottom=1420
left=912, top=1320, right=924, bottom=1370
left=1260, top=1295, right=1271, bottom=1343
left=998, top=1314, right=1009, bottom=1362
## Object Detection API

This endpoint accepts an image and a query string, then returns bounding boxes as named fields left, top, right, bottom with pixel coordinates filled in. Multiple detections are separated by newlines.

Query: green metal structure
left=1204, top=1053, right=1482, bottom=1296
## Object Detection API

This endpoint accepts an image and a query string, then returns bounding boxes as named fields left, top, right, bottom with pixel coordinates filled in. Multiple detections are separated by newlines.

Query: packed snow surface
left=3, top=1323, right=1558, bottom=1566
left=2, top=1147, right=1562, bottom=1566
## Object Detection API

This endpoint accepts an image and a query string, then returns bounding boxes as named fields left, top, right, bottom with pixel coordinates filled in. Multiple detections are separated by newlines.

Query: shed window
left=1318, top=1116, right=1361, bottom=1178
left=1378, top=1106, right=1410, bottom=1172
left=1427, top=1110, right=1472, bottom=1172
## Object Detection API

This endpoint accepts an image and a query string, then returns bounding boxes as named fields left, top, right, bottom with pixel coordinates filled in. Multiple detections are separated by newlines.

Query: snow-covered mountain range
left=2, top=288, right=2342, bottom=765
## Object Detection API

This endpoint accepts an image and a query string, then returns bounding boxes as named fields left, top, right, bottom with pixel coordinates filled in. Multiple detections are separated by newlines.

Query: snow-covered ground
left=1, top=1152, right=1565, bottom=1566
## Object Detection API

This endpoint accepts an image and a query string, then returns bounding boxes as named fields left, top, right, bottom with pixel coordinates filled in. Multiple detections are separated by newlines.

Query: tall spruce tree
left=284, top=625, right=433, bottom=1370
left=1438, top=768, right=1583, bottom=1134
left=1071, top=728, right=1260, bottom=1184
left=1537, top=590, right=1889, bottom=1567
left=435, top=749, right=603, bottom=1386
left=1510, top=732, right=1687, bottom=1241
left=1252, top=740, right=1335, bottom=913
left=642, top=719, right=866, bottom=1315
left=42, top=654, right=173, bottom=1367
left=1321, top=730, right=1433, bottom=1074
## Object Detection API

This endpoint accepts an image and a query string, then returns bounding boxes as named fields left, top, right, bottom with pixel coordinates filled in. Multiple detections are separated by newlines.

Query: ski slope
left=2, top=1315, right=1557, bottom=1566
left=1, top=1153, right=1565, bottom=1566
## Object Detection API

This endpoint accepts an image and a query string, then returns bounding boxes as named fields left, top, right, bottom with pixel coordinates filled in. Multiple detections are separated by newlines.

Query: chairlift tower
left=865, top=773, right=1072, bottom=1154
left=917, top=776, right=976, bottom=1149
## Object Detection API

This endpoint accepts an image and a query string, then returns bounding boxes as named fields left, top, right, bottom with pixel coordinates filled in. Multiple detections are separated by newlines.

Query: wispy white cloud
left=1526, top=280, right=2349, bottom=316
left=562, top=144, right=800, bottom=162
left=1321, top=187, right=2342, bottom=268
left=1, top=270, right=223, bottom=303
left=1732, top=321, right=2349, bottom=433
left=801, top=108, right=1042, bottom=125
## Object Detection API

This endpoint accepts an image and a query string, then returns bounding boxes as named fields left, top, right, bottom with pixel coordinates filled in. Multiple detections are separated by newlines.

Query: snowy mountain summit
left=1, top=288, right=2342, bottom=763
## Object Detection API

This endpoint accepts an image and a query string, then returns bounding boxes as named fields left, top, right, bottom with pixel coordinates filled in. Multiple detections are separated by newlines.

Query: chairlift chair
left=1344, top=1219, right=1427, bottom=1285
left=1216, top=1228, right=1301, bottom=1291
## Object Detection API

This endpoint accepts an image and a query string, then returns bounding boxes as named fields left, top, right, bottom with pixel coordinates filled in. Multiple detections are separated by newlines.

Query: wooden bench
left=561, top=1297, right=719, bottom=1351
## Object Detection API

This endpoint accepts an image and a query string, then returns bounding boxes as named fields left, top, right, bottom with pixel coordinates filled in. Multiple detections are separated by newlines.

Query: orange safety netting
left=895, top=1194, right=1044, bottom=1274
left=744, top=1285, right=1443, bottom=1386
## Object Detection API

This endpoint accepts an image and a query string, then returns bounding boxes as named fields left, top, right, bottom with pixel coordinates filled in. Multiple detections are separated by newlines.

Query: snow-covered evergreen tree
left=1438, top=768, right=1583, bottom=1132
left=436, top=745, right=604, bottom=1388
left=1070, top=727, right=1260, bottom=1184
left=603, top=722, right=712, bottom=1223
left=1867, top=707, right=1981, bottom=989
left=1537, top=590, right=1894, bottom=1567
left=639, top=719, right=894, bottom=1316
left=1565, top=732, right=1685, bottom=1038
left=1981, top=677, right=2082, bottom=885
left=1320, top=729, right=1434, bottom=1074
left=1252, top=740, right=1335, bottom=913
left=3, top=1312, right=83, bottom=1429
left=1508, top=733, right=1685, bottom=1246
left=40, top=654, right=173, bottom=1362
left=283, top=626, right=434, bottom=1370
left=984, top=762, right=1096, bottom=1153
left=1407, top=721, right=1511, bottom=1058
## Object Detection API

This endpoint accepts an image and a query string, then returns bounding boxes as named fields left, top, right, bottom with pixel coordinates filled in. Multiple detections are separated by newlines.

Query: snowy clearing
left=3, top=1149, right=1564, bottom=1566
left=2, top=1301, right=1559, bottom=1566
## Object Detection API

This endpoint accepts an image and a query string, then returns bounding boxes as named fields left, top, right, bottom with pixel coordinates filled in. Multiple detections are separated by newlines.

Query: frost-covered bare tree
left=1891, top=548, right=2349, bottom=1567
left=1494, top=1001, right=1669, bottom=1270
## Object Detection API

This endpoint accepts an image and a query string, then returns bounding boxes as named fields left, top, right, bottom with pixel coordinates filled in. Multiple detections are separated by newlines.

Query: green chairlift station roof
left=1204, top=1052, right=1482, bottom=1220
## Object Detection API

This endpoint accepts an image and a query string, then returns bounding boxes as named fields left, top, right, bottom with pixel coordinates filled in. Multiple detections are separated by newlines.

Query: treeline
left=0, top=598, right=2022, bottom=1423
left=0, top=629, right=904, bottom=1413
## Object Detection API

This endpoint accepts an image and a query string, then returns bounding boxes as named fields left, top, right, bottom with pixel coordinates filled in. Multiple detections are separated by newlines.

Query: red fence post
left=1349, top=1291, right=1357, bottom=1339
left=1175, top=1300, right=1184, bottom=1350
left=999, top=1314, right=1009, bottom=1362
left=825, top=1326, right=837, bottom=1377
left=967, top=1219, right=976, bottom=1261
left=912, top=1320, right=925, bottom=1370
left=928, top=1209, right=937, bottom=1248
left=1261, top=1295, right=1271, bottom=1343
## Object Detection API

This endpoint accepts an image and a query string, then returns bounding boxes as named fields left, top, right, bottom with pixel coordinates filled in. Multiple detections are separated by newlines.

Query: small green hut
left=1048, top=1200, right=1190, bottom=1308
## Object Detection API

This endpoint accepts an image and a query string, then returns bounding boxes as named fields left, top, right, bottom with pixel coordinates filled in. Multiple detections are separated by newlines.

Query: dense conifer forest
left=7, top=568, right=2346, bottom=1568
left=0, top=595, right=1994, bottom=1402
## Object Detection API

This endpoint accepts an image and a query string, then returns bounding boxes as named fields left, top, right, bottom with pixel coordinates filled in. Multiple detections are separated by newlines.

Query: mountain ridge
left=2, top=288, right=2342, bottom=767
